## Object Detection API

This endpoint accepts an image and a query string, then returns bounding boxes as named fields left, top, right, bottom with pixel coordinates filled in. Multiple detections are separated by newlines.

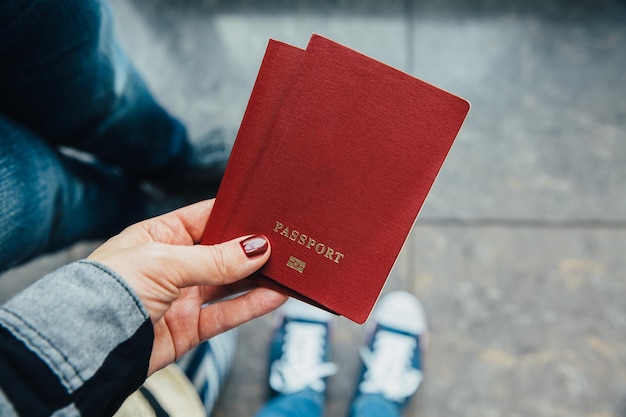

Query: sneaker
left=354, top=291, right=428, bottom=409
left=267, top=298, right=338, bottom=396
left=176, top=329, right=238, bottom=415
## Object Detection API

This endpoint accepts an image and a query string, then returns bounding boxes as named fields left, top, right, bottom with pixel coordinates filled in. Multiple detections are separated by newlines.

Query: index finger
left=138, top=199, right=216, bottom=245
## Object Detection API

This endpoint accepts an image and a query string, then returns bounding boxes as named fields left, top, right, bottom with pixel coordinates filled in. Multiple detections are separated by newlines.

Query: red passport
left=201, top=35, right=470, bottom=324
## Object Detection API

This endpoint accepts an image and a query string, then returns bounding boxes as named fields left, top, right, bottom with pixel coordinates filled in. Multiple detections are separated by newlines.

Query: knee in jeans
left=0, top=124, right=63, bottom=269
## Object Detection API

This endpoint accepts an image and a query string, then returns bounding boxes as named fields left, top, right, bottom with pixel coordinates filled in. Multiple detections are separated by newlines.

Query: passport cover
left=202, top=34, right=470, bottom=324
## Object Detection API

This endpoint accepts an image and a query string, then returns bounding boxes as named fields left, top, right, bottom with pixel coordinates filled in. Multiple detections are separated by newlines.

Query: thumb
left=167, top=234, right=271, bottom=288
left=91, top=234, right=271, bottom=292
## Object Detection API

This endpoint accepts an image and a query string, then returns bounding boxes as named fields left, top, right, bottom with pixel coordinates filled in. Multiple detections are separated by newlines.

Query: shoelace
left=359, top=329, right=423, bottom=402
left=269, top=321, right=338, bottom=394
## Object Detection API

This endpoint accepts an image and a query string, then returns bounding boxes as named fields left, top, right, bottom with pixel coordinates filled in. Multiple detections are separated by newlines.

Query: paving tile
left=406, top=225, right=626, bottom=417
left=110, top=0, right=409, bottom=139
left=0, top=242, right=101, bottom=303
left=408, top=15, right=626, bottom=222
left=0, top=250, right=68, bottom=303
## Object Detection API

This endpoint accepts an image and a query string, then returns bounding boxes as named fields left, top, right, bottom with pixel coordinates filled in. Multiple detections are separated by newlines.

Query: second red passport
left=201, top=35, right=470, bottom=324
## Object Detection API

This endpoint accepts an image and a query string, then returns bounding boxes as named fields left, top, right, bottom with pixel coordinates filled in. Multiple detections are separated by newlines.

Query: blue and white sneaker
left=176, top=329, right=238, bottom=416
left=352, top=291, right=428, bottom=413
left=267, top=298, right=338, bottom=396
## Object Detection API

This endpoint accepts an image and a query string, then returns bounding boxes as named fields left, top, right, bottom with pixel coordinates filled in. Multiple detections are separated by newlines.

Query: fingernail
left=240, top=235, right=269, bottom=258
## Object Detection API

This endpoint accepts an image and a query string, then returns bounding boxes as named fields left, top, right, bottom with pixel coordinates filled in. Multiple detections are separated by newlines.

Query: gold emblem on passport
left=287, top=256, right=306, bottom=273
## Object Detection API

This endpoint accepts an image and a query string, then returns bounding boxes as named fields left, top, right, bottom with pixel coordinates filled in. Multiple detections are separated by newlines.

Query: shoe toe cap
left=374, top=291, right=428, bottom=336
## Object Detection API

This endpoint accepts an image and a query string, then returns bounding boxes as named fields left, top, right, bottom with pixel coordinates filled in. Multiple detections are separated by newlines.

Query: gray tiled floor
left=2, top=1, right=626, bottom=416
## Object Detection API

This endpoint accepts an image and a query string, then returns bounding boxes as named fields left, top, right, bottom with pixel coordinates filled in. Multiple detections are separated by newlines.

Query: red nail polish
left=240, top=235, right=269, bottom=258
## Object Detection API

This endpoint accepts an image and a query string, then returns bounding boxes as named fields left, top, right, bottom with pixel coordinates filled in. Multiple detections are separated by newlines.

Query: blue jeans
left=254, top=390, right=402, bottom=417
left=254, top=389, right=325, bottom=417
left=0, top=0, right=192, bottom=272
left=349, top=394, right=403, bottom=417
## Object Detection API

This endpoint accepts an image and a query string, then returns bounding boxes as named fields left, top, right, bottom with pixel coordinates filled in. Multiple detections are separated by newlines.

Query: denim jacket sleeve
left=0, top=260, right=153, bottom=417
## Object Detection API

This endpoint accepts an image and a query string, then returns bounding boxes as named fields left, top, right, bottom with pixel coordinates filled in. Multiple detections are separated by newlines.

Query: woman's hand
left=88, top=199, right=288, bottom=376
